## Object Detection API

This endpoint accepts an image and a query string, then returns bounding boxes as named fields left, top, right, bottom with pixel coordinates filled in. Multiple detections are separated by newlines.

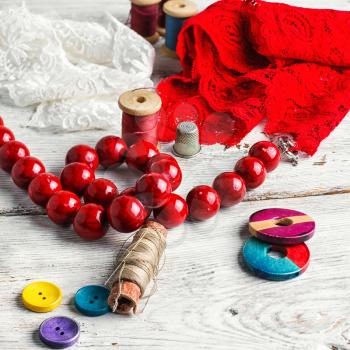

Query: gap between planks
left=1, top=187, right=349, bottom=217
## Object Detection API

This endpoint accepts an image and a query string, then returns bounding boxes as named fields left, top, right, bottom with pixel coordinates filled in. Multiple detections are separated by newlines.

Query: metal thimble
left=172, top=122, right=201, bottom=158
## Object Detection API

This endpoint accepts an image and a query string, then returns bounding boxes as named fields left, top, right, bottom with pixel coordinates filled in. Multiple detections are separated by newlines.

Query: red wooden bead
left=73, top=203, right=109, bottom=240
left=234, top=156, right=267, bottom=189
left=65, top=144, right=99, bottom=170
left=95, top=136, right=127, bottom=169
left=28, top=173, right=62, bottom=207
left=11, top=156, right=45, bottom=189
left=153, top=193, right=188, bottom=229
left=0, top=126, right=14, bottom=147
left=120, top=186, right=136, bottom=196
left=119, top=186, right=152, bottom=217
left=107, top=195, right=147, bottom=233
left=147, top=159, right=182, bottom=191
left=249, top=141, right=281, bottom=172
left=83, top=178, right=118, bottom=208
left=0, top=116, right=3, bottom=126
left=186, top=185, right=220, bottom=221
left=212, top=172, right=246, bottom=207
left=147, top=153, right=178, bottom=169
left=60, top=162, right=95, bottom=196
left=126, top=140, right=159, bottom=172
left=135, top=173, right=171, bottom=208
left=0, top=140, right=30, bottom=172
left=46, top=190, right=81, bottom=225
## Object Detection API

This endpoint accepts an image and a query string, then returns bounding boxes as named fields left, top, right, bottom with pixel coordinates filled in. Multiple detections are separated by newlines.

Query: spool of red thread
left=119, top=89, right=162, bottom=147
left=131, top=0, right=161, bottom=44
left=157, top=0, right=169, bottom=36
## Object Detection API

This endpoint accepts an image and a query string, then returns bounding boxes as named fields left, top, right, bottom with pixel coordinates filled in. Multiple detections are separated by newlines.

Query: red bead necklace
left=0, top=118, right=281, bottom=240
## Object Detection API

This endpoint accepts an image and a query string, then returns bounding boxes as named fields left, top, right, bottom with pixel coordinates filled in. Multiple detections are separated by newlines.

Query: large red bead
left=120, top=186, right=136, bottom=196
left=0, top=140, right=30, bottom=172
left=11, top=156, right=45, bottom=189
left=28, top=173, right=62, bottom=207
left=212, top=172, right=246, bottom=207
left=119, top=186, right=152, bottom=217
left=0, top=126, right=15, bottom=147
left=65, top=144, right=99, bottom=170
left=249, top=141, right=281, bottom=172
left=73, top=203, right=109, bottom=240
left=147, top=159, right=182, bottom=191
left=135, top=173, right=171, bottom=208
left=147, top=153, right=178, bottom=169
left=60, top=162, right=95, bottom=196
left=126, top=140, right=159, bottom=172
left=186, top=185, right=220, bottom=221
left=107, top=195, right=147, bottom=233
left=46, top=190, right=81, bottom=225
left=234, top=156, right=266, bottom=189
left=83, top=178, right=118, bottom=208
left=95, top=136, right=127, bottom=169
left=153, top=193, right=188, bottom=229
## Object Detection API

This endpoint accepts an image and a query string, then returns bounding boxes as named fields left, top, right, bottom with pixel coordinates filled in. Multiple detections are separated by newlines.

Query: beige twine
left=105, top=225, right=166, bottom=313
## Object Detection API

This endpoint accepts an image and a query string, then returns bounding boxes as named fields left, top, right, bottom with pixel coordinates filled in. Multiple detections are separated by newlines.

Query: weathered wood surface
left=0, top=0, right=350, bottom=349
left=1, top=194, right=350, bottom=350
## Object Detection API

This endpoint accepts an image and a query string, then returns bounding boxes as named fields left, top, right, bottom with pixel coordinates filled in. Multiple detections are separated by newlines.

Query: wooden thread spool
left=157, top=0, right=169, bottom=36
left=131, top=0, right=161, bottom=44
left=119, top=89, right=162, bottom=146
left=107, top=221, right=167, bottom=315
left=161, top=0, right=198, bottom=58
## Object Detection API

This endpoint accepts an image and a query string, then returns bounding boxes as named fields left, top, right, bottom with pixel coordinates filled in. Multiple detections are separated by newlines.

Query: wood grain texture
left=1, top=0, right=350, bottom=349
left=1, top=194, right=350, bottom=350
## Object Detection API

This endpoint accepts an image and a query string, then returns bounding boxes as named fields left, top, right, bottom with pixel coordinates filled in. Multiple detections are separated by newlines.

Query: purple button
left=39, top=316, right=79, bottom=349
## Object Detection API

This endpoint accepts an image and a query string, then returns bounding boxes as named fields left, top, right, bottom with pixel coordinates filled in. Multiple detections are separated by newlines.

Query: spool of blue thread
left=162, top=0, right=198, bottom=58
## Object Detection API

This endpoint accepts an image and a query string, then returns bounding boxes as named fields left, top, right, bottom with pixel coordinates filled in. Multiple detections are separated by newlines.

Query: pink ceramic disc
left=249, top=208, right=315, bottom=245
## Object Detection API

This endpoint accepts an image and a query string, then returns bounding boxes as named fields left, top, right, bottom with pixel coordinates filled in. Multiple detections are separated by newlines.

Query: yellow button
left=22, top=281, right=62, bottom=313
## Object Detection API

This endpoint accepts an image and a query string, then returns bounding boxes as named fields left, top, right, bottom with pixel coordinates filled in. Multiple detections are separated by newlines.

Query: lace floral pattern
left=157, top=0, right=350, bottom=155
left=0, top=5, right=154, bottom=131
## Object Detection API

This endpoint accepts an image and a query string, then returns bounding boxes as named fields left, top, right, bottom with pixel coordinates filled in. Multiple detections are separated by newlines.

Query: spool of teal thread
left=165, top=15, right=187, bottom=51
left=162, top=0, right=198, bottom=58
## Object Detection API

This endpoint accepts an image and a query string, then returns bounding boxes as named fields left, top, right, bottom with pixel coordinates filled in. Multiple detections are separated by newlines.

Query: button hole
left=42, top=297, right=46, bottom=300
left=55, top=327, right=60, bottom=331
left=38, top=292, right=42, bottom=295
left=90, top=300, right=94, bottom=304
left=268, top=246, right=287, bottom=259
left=94, top=296, right=98, bottom=300
left=60, top=332, right=64, bottom=336
left=275, top=218, right=293, bottom=226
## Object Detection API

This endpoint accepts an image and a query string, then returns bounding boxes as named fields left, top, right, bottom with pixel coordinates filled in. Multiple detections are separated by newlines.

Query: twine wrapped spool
left=119, top=89, right=162, bottom=146
left=157, top=0, right=169, bottom=36
left=107, top=221, right=167, bottom=314
left=161, top=0, right=198, bottom=58
left=131, top=0, right=161, bottom=44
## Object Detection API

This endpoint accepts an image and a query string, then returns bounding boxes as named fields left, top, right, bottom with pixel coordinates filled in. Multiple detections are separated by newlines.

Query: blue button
left=74, top=285, right=110, bottom=316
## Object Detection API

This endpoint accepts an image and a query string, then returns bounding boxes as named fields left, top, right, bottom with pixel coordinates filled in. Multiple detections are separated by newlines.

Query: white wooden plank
left=0, top=193, right=349, bottom=349
left=0, top=0, right=215, bottom=20
left=1, top=0, right=349, bottom=18
left=1, top=99, right=349, bottom=213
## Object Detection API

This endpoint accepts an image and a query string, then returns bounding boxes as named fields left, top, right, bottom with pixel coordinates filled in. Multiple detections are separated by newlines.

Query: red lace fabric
left=157, top=0, right=350, bottom=155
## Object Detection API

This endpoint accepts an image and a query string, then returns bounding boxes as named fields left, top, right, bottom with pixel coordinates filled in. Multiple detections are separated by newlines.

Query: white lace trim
left=0, top=4, right=154, bottom=131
